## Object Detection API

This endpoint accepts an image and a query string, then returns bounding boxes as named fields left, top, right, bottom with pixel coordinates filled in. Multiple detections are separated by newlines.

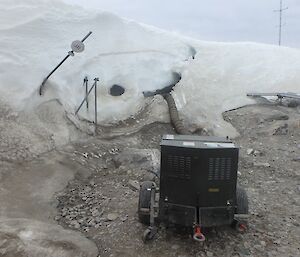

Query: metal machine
left=138, top=135, right=249, bottom=242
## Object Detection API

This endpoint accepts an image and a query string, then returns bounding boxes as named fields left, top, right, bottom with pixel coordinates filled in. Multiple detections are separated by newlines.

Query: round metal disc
left=71, top=40, right=85, bottom=53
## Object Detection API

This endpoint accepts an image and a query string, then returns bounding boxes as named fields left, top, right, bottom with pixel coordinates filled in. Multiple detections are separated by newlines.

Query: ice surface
left=0, top=0, right=299, bottom=137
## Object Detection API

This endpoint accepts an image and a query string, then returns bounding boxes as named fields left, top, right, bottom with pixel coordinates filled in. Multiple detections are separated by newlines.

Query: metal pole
left=75, top=81, right=95, bottom=115
left=81, top=31, right=93, bottom=42
left=84, top=76, right=89, bottom=109
left=279, top=0, right=282, bottom=46
left=94, top=78, right=99, bottom=135
left=39, top=31, right=93, bottom=95
left=274, top=0, right=288, bottom=46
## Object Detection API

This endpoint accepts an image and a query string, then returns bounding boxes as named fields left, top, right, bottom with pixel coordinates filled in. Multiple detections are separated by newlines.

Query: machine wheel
left=138, top=181, right=154, bottom=225
left=236, top=186, right=249, bottom=214
left=142, top=227, right=157, bottom=242
left=232, top=186, right=249, bottom=232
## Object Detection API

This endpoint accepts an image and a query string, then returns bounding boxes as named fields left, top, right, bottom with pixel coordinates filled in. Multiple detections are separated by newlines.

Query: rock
left=91, top=210, right=100, bottom=217
left=113, top=148, right=160, bottom=171
left=238, top=246, right=251, bottom=256
left=107, top=213, right=118, bottom=221
left=247, top=148, right=262, bottom=156
left=260, top=240, right=266, bottom=247
left=254, top=162, right=271, bottom=168
left=70, top=220, right=80, bottom=229
left=282, top=99, right=300, bottom=108
left=171, top=244, right=180, bottom=250
left=247, top=148, right=254, bottom=155
left=292, top=157, right=300, bottom=162
left=143, top=172, right=156, bottom=181
left=264, top=113, right=289, bottom=122
left=253, top=150, right=262, bottom=156
left=82, top=152, right=89, bottom=158
left=128, top=180, right=140, bottom=191
left=273, top=123, right=288, bottom=135
left=206, top=251, right=214, bottom=257
left=274, top=239, right=281, bottom=245
left=0, top=218, right=98, bottom=257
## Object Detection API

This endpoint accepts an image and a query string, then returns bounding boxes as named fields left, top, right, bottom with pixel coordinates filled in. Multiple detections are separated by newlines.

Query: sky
left=63, top=0, right=300, bottom=48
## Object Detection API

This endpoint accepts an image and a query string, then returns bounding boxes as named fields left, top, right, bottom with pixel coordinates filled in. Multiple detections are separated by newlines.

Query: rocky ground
left=0, top=101, right=299, bottom=257
left=52, top=103, right=300, bottom=257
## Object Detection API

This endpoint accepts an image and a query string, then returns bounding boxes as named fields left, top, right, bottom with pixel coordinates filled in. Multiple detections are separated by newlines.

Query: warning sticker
left=204, top=143, right=235, bottom=148
left=165, top=135, right=174, bottom=140
left=183, top=141, right=195, bottom=147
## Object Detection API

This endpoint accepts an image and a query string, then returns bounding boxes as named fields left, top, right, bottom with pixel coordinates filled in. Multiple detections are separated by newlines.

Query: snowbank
left=1, top=0, right=299, bottom=137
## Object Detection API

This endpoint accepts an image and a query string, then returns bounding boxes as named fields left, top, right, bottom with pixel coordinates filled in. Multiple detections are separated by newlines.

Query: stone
left=92, top=210, right=100, bottom=217
left=253, top=150, right=262, bottom=156
left=70, top=220, right=80, bottom=229
left=82, top=153, right=88, bottom=158
left=238, top=247, right=251, bottom=256
left=171, top=244, right=180, bottom=250
left=272, top=123, right=288, bottom=135
left=206, top=251, right=214, bottom=257
left=107, top=213, right=118, bottom=221
left=120, top=215, right=128, bottom=222
left=274, top=239, right=281, bottom=245
left=254, top=162, right=271, bottom=168
left=260, top=241, right=266, bottom=247
left=247, top=148, right=254, bottom=155
left=264, top=113, right=289, bottom=122
left=128, top=180, right=140, bottom=191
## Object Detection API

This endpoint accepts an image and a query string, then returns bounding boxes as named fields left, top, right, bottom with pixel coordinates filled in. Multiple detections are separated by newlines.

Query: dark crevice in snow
left=142, top=72, right=182, bottom=97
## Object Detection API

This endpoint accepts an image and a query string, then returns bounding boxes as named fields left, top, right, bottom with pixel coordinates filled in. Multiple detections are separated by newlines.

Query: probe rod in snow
left=81, top=31, right=92, bottom=42
left=39, top=31, right=93, bottom=96
left=75, top=81, right=96, bottom=115
left=84, top=76, right=89, bottom=109
left=94, top=78, right=99, bottom=135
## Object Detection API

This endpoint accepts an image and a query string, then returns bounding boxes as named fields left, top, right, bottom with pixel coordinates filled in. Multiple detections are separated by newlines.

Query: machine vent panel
left=208, top=157, right=232, bottom=181
left=167, top=155, right=192, bottom=179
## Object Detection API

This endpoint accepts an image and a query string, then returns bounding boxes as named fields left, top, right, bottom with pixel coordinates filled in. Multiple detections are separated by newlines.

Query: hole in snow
left=110, top=84, right=125, bottom=96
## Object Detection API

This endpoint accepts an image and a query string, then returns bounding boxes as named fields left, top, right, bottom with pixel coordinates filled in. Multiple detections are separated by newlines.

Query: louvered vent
left=208, top=157, right=232, bottom=181
left=167, top=155, right=191, bottom=179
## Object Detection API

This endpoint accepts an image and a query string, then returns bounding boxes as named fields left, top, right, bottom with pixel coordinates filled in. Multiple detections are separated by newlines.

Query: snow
left=0, top=0, right=299, bottom=137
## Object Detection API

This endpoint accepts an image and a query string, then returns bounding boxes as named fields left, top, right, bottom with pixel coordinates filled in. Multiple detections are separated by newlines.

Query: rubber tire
left=138, top=181, right=154, bottom=225
left=236, top=186, right=249, bottom=214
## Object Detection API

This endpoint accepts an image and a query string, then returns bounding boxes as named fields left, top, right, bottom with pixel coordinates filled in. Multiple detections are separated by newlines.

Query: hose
left=163, top=93, right=190, bottom=135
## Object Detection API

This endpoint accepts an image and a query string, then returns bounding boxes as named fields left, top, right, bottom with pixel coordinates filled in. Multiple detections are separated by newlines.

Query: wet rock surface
left=0, top=218, right=98, bottom=257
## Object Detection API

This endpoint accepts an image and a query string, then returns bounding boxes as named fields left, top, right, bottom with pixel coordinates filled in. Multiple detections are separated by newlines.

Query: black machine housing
left=159, top=135, right=238, bottom=228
